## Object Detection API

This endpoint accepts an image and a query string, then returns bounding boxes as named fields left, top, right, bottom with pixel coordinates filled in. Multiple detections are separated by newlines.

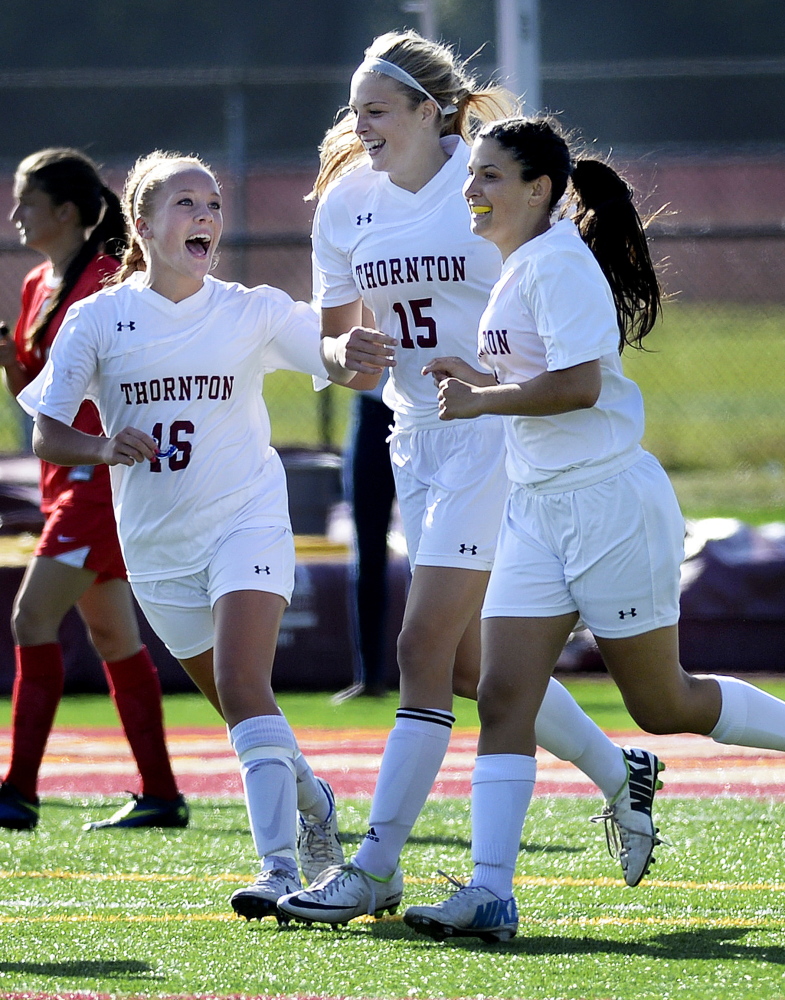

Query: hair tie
left=355, top=57, right=458, bottom=116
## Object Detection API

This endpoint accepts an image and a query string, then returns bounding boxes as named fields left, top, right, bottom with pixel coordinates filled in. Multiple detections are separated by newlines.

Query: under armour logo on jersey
left=356, top=212, right=373, bottom=226
left=254, top=565, right=271, bottom=575
left=459, top=543, right=478, bottom=555
left=116, top=321, right=136, bottom=331
left=618, top=608, right=637, bottom=619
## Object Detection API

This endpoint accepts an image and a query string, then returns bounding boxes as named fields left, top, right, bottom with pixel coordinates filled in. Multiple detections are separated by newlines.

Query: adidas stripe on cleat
left=278, top=863, right=403, bottom=926
left=591, top=745, right=665, bottom=887
left=404, top=885, right=518, bottom=944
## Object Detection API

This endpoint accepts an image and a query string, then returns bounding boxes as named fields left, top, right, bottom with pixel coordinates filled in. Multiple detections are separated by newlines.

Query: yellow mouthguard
left=471, top=205, right=491, bottom=214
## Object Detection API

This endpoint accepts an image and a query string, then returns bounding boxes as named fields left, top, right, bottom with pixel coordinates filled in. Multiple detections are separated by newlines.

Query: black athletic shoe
left=0, top=782, right=39, bottom=830
left=82, top=793, right=189, bottom=831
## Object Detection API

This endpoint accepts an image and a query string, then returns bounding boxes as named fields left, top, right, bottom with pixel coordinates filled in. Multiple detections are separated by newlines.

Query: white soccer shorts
left=482, top=451, right=685, bottom=638
left=390, top=416, right=509, bottom=571
left=132, top=524, right=295, bottom=659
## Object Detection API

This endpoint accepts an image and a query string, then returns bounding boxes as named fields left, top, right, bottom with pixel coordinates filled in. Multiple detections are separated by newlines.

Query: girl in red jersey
left=0, top=148, right=186, bottom=831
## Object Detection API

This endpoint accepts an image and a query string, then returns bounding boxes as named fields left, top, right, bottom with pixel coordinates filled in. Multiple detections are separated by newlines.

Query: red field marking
left=4, top=727, right=784, bottom=799
left=0, top=995, right=337, bottom=1000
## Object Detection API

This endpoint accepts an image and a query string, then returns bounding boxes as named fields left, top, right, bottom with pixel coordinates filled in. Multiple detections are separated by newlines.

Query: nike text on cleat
left=277, top=863, right=403, bottom=926
left=230, top=864, right=302, bottom=924
left=297, top=778, right=344, bottom=884
left=82, top=793, right=189, bottom=831
left=404, top=884, right=518, bottom=944
left=590, top=745, right=665, bottom=887
left=0, top=782, right=40, bottom=831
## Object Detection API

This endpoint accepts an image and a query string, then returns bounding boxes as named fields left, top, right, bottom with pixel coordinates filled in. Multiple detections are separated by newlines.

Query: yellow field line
left=2, top=868, right=785, bottom=893
left=0, top=868, right=247, bottom=884
left=0, top=911, right=780, bottom=931
left=512, top=874, right=785, bottom=893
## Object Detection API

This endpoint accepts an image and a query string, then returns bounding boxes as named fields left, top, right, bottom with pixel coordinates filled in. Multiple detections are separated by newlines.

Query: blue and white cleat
left=591, top=745, right=665, bottom=886
left=404, top=884, right=518, bottom=944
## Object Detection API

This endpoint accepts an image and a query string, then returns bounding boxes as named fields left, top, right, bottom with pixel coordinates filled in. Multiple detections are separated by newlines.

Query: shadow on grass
left=0, top=959, right=158, bottom=980
left=338, top=830, right=582, bottom=856
left=374, top=925, right=785, bottom=965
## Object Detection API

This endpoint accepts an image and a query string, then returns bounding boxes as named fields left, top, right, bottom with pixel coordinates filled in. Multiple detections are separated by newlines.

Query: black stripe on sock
left=396, top=707, right=456, bottom=728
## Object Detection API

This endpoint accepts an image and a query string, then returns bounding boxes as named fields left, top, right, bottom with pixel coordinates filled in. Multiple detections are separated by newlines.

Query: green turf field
left=3, top=681, right=785, bottom=999
left=3, top=677, right=785, bottom=734
left=2, top=796, right=785, bottom=1000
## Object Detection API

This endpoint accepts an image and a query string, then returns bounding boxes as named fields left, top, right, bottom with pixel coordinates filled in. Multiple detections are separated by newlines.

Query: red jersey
left=14, top=255, right=118, bottom=512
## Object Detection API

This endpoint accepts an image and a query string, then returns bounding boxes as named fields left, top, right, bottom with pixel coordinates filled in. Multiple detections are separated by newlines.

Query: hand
left=334, top=326, right=397, bottom=374
left=0, top=323, right=18, bottom=369
left=437, top=378, right=485, bottom=421
left=102, top=427, right=158, bottom=467
left=422, top=355, right=494, bottom=387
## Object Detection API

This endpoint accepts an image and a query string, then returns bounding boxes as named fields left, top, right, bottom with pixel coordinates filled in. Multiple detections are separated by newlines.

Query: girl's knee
left=623, top=689, right=690, bottom=735
left=12, top=601, right=57, bottom=646
left=396, top=622, right=442, bottom=677
left=476, top=673, right=519, bottom=727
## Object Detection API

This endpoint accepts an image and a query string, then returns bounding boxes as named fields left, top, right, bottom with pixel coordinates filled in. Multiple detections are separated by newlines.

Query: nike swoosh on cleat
left=282, top=899, right=360, bottom=912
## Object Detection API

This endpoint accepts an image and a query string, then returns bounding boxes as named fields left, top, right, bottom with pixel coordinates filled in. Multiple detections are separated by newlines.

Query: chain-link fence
left=1, top=155, right=783, bottom=521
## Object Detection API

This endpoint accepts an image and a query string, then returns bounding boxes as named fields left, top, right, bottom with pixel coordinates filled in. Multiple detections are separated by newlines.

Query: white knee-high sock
left=293, top=746, right=330, bottom=821
left=229, top=715, right=298, bottom=864
left=353, top=707, right=455, bottom=878
left=470, top=754, right=537, bottom=899
left=703, top=675, right=785, bottom=751
left=535, top=677, right=627, bottom=800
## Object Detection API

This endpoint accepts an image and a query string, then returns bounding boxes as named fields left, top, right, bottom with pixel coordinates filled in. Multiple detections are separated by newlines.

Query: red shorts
left=35, top=498, right=127, bottom=584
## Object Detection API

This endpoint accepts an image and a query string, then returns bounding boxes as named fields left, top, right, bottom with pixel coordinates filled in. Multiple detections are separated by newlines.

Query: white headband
left=131, top=179, right=149, bottom=222
left=356, top=57, right=458, bottom=116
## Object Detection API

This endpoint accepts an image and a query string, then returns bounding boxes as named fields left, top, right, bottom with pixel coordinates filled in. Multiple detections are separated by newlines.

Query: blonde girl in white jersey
left=19, top=151, right=394, bottom=922
left=279, top=31, right=664, bottom=927
left=402, top=116, right=785, bottom=944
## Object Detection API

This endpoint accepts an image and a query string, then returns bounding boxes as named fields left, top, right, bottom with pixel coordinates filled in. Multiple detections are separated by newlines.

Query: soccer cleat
left=590, top=746, right=665, bottom=887
left=0, top=782, right=40, bottom=831
left=278, top=862, right=403, bottom=926
left=297, top=779, right=345, bottom=884
left=404, top=884, right=518, bottom=944
left=82, top=793, right=189, bottom=831
left=230, top=863, right=302, bottom=923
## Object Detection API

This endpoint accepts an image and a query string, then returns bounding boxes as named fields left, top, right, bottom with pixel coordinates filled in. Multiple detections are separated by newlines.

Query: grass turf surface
left=3, top=682, right=785, bottom=999
left=2, top=797, right=785, bottom=999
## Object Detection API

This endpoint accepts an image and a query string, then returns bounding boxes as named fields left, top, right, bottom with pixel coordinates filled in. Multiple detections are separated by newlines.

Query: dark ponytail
left=15, top=149, right=128, bottom=349
left=477, top=117, right=661, bottom=351
left=569, top=159, right=660, bottom=350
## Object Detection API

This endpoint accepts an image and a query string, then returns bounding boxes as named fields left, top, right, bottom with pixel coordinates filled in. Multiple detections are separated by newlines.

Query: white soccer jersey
left=19, top=272, right=328, bottom=581
left=477, top=219, right=646, bottom=491
left=312, top=136, right=501, bottom=431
